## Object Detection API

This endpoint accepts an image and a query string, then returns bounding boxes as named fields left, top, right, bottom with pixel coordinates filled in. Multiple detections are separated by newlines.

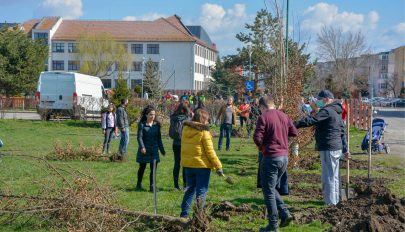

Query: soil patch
left=339, top=159, right=370, bottom=170
left=289, top=172, right=320, bottom=184
left=289, top=185, right=323, bottom=199
left=296, top=178, right=405, bottom=232
left=210, top=201, right=255, bottom=221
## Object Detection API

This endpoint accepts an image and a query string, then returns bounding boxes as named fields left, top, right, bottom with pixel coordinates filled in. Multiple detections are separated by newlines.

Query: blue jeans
left=103, top=127, right=115, bottom=153
left=180, top=168, right=211, bottom=217
left=320, top=150, right=342, bottom=205
left=119, top=127, right=129, bottom=155
left=260, top=156, right=289, bottom=230
left=218, top=123, right=232, bottom=150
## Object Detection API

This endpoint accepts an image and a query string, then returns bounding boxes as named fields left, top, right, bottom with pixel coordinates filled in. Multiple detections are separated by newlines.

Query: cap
left=317, top=90, right=334, bottom=99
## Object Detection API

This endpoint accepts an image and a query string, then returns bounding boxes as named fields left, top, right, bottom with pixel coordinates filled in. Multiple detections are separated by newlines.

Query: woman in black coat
left=136, top=105, right=165, bottom=192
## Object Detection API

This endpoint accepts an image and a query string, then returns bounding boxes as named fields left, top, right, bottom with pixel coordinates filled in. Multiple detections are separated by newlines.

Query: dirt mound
left=339, top=159, right=370, bottom=170
left=211, top=201, right=254, bottom=221
left=289, top=173, right=320, bottom=184
left=296, top=179, right=405, bottom=232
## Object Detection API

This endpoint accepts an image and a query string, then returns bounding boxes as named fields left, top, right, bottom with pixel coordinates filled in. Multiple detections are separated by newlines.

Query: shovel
left=341, top=104, right=355, bottom=200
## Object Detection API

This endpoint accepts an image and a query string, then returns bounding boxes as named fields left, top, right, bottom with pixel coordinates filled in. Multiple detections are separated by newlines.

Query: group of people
left=100, top=89, right=349, bottom=232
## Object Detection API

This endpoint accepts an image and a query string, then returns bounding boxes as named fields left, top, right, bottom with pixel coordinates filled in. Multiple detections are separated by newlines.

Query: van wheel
left=79, top=108, right=86, bottom=121
left=40, top=112, right=51, bottom=121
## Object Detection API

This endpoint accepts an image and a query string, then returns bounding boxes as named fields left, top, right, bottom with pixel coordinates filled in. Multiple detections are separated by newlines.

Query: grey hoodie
left=295, top=101, right=347, bottom=153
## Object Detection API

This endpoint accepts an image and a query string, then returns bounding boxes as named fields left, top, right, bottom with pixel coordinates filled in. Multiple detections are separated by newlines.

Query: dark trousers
left=137, top=162, right=157, bottom=188
left=102, top=127, right=114, bottom=153
left=260, top=156, right=289, bottom=230
left=218, top=123, right=232, bottom=150
left=257, top=152, right=289, bottom=195
left=240, top=116, right=248, bottom=127
left=180, top=168, right=211, bottom=217
left=173, top=144, right=186, bottom=188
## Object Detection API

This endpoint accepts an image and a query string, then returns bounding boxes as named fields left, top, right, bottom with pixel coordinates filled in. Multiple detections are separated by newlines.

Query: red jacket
left=341, top=102, right=348, bottom=121
left=253, top=109, right=298, bottom=157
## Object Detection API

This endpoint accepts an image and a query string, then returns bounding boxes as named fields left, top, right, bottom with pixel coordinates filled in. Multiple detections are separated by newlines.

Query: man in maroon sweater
left=253, top=95, right=298, bottom=232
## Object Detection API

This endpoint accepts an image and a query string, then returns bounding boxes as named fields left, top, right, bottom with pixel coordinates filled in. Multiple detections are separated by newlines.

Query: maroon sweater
left=253, top=109, right=298, bottom=157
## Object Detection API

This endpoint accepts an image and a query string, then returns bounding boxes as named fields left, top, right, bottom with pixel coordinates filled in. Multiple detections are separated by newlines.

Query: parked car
left=370, top=97, right=385, bottom=106
left=393, top=99, right=405, bottom=107
left=36, top=71, right=109, bottom=120
left=361, top=97, right=369, bottom=103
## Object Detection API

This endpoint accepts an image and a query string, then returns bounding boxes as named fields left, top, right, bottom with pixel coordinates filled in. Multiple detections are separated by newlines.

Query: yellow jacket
left=181, top=121, right=222, bottom=170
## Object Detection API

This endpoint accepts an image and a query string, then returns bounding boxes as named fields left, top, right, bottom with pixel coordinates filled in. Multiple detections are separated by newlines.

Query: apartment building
left=21, top=15, right=217, bottom=92
left=315, top=45, right=404, bottom=97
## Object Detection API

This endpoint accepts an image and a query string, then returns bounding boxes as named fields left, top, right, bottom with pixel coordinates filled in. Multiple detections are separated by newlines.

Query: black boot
left=135, top=183, right=145, bottom=191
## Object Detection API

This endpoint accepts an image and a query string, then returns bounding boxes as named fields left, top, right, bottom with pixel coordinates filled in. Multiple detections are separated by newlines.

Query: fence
left=0, top=97, right=37, bottom=111
left=347, top=99, right=372, bottom=130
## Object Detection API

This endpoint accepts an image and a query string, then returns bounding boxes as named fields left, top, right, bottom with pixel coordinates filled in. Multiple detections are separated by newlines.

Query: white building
left=22, top=15, right=217, bottom=93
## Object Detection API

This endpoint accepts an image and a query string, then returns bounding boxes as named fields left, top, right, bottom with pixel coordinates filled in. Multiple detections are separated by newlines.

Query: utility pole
left=285, top=0, right=290, bottom=72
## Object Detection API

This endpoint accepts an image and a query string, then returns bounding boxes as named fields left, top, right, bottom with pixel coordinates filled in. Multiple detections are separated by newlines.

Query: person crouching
left=180, top=109, right=223, bottom=218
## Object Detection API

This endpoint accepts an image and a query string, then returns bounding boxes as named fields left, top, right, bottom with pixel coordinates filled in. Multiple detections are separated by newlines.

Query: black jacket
left=169, top=114, right=189, bottom=146
left=295, top=101, right=348, bottom=153
left=136, top=121, right=165, bottom=163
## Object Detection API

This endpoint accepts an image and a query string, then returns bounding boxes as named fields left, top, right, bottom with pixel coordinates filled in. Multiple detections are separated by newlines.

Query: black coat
left=295, top=101, right=347, bottom=153
left=136, top=121, right=165, bottom=163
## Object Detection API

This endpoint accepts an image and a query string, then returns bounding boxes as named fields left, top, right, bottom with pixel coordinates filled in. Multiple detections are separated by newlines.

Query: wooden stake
left=153, top=159, right=157, bottom=215
left=346, top=101, right=350, bottom=199
left=368, top=106, right=373, bottom=179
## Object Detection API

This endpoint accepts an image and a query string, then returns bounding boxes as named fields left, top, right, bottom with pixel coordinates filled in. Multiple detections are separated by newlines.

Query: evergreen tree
left=0, top=27, right=48, bottom=96
left=143, top=59, right=162, bottom=99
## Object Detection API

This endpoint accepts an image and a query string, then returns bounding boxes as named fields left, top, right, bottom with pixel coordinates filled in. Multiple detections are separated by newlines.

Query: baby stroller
left=361, top=118, right=390, bottom=154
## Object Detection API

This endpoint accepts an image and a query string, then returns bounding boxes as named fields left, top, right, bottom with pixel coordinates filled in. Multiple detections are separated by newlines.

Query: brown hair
left=192, top=109, right=209, bottom=124
left=259, top=95, right=275, bottom=108
left=172, top=101, right=191, bottom=116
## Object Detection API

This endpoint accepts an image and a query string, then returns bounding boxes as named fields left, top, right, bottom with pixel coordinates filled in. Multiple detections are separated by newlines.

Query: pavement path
left=375, top=107, right=405, bottom=158
left=1, top=111, right=40, bottom=120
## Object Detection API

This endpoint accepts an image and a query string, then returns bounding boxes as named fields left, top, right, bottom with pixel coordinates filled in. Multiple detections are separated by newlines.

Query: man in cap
left=294, top=90, right=349, bottom=205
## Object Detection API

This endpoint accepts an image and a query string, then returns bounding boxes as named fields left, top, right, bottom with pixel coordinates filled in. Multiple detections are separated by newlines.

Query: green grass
left=0, top=120, right=403, bottom=231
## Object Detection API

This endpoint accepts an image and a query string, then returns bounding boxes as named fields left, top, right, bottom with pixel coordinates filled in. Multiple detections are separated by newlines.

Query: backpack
left=169, top=116, right=185, bottom=141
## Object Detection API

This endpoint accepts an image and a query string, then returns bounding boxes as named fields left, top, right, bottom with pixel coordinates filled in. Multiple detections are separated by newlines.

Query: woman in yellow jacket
left=180, top=109, right=223, bottom=218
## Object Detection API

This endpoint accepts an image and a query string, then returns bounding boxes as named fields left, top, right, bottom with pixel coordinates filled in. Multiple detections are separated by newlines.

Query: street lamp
left=159, top=58, right=165, bottom=92
left=247, top=45, right=253, bottom=81
left=142, top=57, right=145, bottom=99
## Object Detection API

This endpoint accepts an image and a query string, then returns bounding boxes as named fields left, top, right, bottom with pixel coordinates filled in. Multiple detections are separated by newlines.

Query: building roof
left=35, top=17, right=60, bottom=30
left=49, top=15, right=216, bottom=52
left=21, top=19, right=40, bottom=36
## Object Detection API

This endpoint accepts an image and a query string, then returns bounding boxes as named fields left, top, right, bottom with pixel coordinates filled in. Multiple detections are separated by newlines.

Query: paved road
left=375, top=107, right=405, bottom=158
left=1, top=111, right=41, bottom=120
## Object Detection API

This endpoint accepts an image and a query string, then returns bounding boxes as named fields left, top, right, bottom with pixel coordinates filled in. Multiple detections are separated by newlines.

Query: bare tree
left=317, top=26, right=368, bottom=95
left=385, top=74, right=400, bottom=97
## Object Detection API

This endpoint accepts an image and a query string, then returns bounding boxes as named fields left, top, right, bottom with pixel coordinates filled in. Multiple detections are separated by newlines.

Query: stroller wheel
left=385, top=146, right=390, bottom=154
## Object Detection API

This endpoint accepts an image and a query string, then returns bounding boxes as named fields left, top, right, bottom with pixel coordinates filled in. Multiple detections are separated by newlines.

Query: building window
left=133, top=62, right=142, bottom=72
left=52, top=43, right=64, bottom=53
left=153, top=62, right=159, bottom=72
left=131, top=44, right=143, bottom=54
left=123, top=44, right=128, bottom=52
left=34, top=32, right=48, bottom=44
left=68, top=61, right=79, bottom=71
left=68, top=43, right=78, bottom=53
left=101, top=79, right=112, bottom=89
left=52, top=60, right=64, bottom=70
left=115, top=62, right=127, bottom=71
left=380, top=73, right=388, bottom=79
left=380, top=83, right=387, bottom=89
left=131, top=79, right=142, bottom=89
left=147, top=44, right=159, bottom=54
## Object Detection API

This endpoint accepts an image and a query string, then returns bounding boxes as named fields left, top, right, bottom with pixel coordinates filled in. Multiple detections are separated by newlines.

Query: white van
left=36, top=71, right=109, bottom=120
